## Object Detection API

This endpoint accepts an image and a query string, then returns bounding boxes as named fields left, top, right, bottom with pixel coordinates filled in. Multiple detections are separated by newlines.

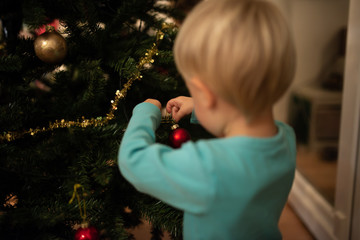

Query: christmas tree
left=0, top=0, right=206, bottom=238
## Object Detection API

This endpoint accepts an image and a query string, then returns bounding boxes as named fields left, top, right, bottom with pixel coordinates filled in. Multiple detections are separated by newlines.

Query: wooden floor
left=128, top=202, right=314, bottom=239
left=296, top=145, right=337, bottom=204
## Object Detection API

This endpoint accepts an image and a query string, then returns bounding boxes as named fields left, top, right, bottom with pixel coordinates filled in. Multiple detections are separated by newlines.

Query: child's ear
left=190, top=77, right=216, bottom=108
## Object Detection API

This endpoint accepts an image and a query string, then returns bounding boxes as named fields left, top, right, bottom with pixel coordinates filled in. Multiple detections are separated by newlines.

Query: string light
left=1, top=23, right=175, bottom=142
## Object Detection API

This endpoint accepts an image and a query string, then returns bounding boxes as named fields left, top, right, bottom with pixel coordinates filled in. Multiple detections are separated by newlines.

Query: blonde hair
left=174, top=0, right=296, bottom=119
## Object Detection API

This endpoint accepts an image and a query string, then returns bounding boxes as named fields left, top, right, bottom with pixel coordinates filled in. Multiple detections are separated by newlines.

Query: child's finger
left=172, top=107, right=179, bottom=115
left=166, top=100, right=174, bottom=113
left=166, top=99, right=179, bottom=113
left=173, top=107, right=187, bottom=122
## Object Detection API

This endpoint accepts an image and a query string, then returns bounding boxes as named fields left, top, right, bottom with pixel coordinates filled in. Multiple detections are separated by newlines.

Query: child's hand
left=166, top=96, right=194, bottom=122
left=144, top=99, right=162, bottom=110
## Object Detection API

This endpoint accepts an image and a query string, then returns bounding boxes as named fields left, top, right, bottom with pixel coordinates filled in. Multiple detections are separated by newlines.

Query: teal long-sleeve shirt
left=118, top=102, right=296, bottom=239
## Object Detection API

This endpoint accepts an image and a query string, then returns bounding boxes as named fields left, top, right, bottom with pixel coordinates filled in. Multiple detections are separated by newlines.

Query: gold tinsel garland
left=1, top=23, right=175, bottom=142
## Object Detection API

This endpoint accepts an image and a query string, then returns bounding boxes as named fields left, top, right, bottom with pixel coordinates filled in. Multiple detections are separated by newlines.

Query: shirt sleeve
left=118, top=102, right=215, bottom=214
left=190, top=110, right=200, bottom=124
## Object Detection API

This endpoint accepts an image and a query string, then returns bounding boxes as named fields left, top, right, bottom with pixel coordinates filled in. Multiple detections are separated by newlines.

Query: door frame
left=288, top=0, right=360, bottom=239
left=335, top=0, right=360, bottom=238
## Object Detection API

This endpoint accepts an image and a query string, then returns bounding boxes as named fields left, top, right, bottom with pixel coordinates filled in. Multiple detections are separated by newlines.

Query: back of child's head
left=174, top=0, right=296, bottom=120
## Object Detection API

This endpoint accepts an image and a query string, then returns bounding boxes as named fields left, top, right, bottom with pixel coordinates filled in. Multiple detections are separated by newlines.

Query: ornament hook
left=69, top=183, right=87, bottom=222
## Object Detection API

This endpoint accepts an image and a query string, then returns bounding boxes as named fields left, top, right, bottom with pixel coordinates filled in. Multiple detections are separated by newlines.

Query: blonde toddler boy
left=119, top=0, right=296, bottom=239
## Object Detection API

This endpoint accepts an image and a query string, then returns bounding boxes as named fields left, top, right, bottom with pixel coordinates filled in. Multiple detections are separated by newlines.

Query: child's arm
left=118, top=100, right=214, bottom=214
left=166, top=96, right=193, bottom=122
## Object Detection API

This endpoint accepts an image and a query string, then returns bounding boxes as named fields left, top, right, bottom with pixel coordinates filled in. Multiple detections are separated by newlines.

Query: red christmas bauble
left=74, top=225, right=99, bottom=240
left=169, top=125, right=191, bottom=148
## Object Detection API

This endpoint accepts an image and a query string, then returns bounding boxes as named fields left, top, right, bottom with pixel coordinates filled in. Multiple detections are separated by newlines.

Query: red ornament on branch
left=69, top=184, right=100, bottom=240
left=168, top=124, right=191, bottom=148
left=35, top=19, right=60, bottom=35
left=74, top=223, right=99, bottom=240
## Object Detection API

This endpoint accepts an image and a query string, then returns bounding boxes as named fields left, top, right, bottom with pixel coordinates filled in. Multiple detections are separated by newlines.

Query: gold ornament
left=34, top=29, right=67, bottom=64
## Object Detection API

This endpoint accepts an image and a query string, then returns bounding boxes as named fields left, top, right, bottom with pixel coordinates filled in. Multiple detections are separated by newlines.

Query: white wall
left=273, top=0, right=349, bottom=122
left=291, top=0, right=349, bottom=86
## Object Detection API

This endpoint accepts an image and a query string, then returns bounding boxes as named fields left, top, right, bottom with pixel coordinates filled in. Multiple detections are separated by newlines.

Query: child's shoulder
left=191, top=121, right=295, bottom=151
